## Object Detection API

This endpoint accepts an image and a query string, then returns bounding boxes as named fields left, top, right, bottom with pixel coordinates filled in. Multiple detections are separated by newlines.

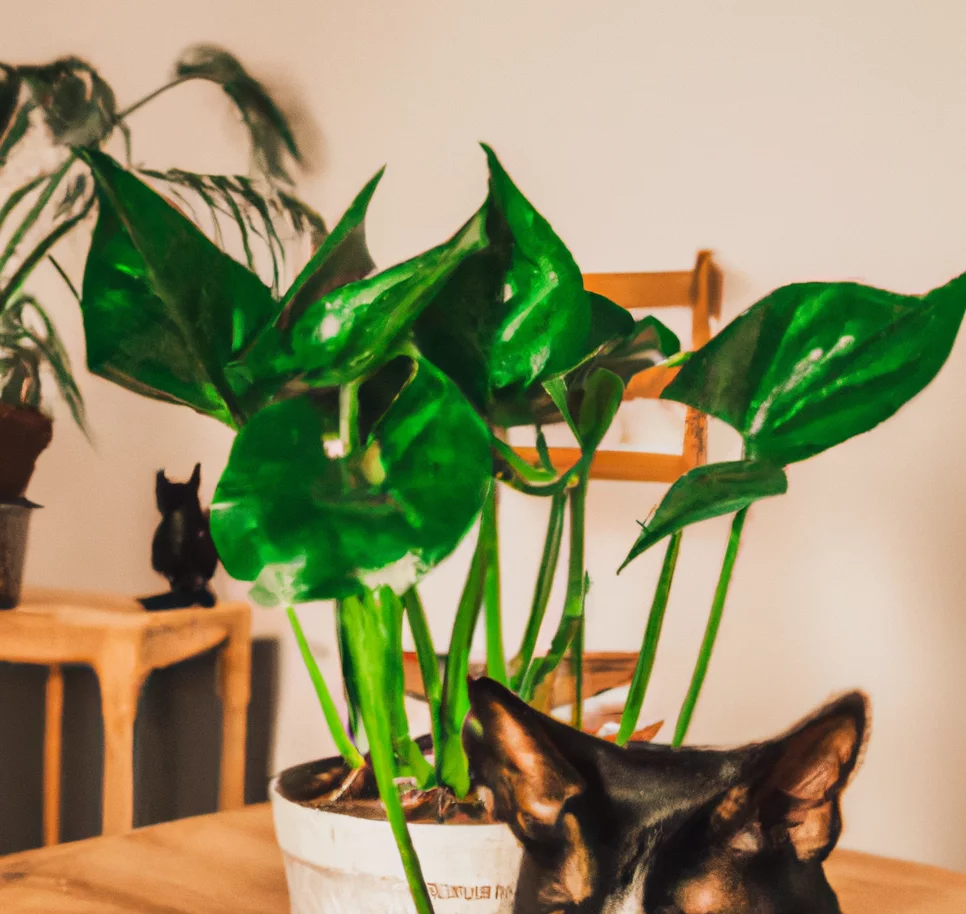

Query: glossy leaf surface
left=620, top=459, right=787, bottom=569
left=415, top=145, right=592, bottom=412
left=663, top=277, right=966, bottom=465
left=239, top=178, right=489, bottom=400
left=210, top=356, right=492, bottom=602
left=490, top=296, right=678, bottom=428
left=79, top=150, right=276, bottom=426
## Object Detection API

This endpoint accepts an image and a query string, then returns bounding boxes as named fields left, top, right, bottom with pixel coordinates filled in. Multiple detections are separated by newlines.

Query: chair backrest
left=512, top=251, right=721, bottom=482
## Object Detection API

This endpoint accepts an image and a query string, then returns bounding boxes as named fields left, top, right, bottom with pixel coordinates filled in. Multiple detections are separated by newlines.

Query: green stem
left=403, top=587, right=442, bottom=751
left=341, top=593, right=435, bottom=914
left=673, top=509, right=747, bottom=747
left=114, top=77, right=192, bottom=122
left=482, top=481, right=508, bottom=685
left=511, top=490, right=566, bottom=691
left=286, top=606, right=364, bottom=769
left=334, top=601, right=364, bottom=750
left=571, top=614, right=584, bottom=729
left=340, top=379, right=361, bottom=454
left=519, top=470, right=589, bottom=702
left=0, top=159, right=72, bottom=278
left=437, top=527, right=487, bottom=795
left=616, top=532, right=682, bottom=746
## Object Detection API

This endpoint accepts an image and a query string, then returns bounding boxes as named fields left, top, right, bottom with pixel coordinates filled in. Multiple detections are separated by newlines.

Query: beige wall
left=5, top=0, right=966, bottom=870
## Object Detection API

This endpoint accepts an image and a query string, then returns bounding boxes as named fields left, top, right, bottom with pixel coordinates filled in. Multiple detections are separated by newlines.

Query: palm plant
left=0, top=46, right=324, bottom=499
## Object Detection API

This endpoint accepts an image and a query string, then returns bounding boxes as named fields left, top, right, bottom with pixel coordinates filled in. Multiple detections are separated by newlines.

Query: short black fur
left=465, top=677, right=868, bottom=914
left=139, top=463, right=219, bottom=611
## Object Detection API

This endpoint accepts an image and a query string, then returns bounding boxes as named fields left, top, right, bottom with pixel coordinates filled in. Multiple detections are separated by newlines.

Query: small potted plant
left=73, top=138, right=966, bottom=913
left=0, top=294, right=87, bottom=606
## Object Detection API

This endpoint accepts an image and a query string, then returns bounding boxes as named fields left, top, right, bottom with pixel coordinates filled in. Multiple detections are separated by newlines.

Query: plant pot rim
left=0, top=498, right=42, bottom=510
left=271, top=772, right=509, bottom=831
left=275, top=754, right=507, bottom=830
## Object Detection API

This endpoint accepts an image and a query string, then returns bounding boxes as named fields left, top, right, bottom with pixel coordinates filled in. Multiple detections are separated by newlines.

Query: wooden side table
left=0, top=588, right=251, bottom=843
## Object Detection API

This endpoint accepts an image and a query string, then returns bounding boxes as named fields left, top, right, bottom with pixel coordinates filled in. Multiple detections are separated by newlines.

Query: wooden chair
left=514, top=250, right=722, bottom=482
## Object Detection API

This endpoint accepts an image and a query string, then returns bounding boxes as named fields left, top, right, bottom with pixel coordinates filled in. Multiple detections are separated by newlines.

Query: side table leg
left=43, top=664, right=64, bottom=846
left=97, top=645, right=144, bottom=836
left=218, top=616, right=251, bottom=810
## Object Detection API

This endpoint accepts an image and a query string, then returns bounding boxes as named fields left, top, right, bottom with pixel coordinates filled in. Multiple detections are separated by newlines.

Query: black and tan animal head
left=464, top=678, right=868, bottom=914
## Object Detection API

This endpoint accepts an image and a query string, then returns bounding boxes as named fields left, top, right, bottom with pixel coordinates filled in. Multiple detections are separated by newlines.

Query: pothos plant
left=74, top=135, right=966, bottom=913
left=0, top=47, right=324, bottom=499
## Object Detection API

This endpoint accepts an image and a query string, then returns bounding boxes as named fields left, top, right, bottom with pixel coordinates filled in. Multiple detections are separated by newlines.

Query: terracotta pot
left=0, top=403, right=52, bottom=501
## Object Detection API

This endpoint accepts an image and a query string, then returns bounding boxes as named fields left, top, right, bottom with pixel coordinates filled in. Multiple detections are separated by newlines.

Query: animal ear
left=464, top=677, right=584, bottom=846
left=156, top=470, right=169, bottom=510
left=738, top=692, right=869, bottom=861
left=189, top=463, right=202, bottom=490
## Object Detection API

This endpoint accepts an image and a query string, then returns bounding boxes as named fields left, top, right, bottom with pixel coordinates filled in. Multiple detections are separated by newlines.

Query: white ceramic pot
left=271, top=777, right=524, bottom=913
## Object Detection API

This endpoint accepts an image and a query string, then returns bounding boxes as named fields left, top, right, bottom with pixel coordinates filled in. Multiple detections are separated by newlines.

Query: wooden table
left=0, top=804, right=964, bottom=913
left=0, top=588, right=251, bottom=842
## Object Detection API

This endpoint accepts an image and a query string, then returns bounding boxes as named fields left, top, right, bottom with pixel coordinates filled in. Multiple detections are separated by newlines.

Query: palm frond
left=139, top=168, right=327, bottom=293
left=18, top=57, right=117, bottom=148
left=0, top=293, right=88, bottom=434
left=174, top=45, right=300, bottom=184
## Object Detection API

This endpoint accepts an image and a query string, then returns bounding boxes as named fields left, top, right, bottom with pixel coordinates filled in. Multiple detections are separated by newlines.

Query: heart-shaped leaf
left=598, top=313, right=681, bottom=385
left=577, top=368, right=625, bottom=454
left=415, top=144, right=592, bottom=412
left=620, top=459, right=788, bottom=570
left=662, top=276, right=966, bottom=465
left=276, top=168, right=382, bottom=329
left=490, top=296, right=678, bottom=429
left=79, top=149, right=277, bottom=427
left=237, top=182, right=490, bottom=403
left=210, top=355, right=492, bottom=602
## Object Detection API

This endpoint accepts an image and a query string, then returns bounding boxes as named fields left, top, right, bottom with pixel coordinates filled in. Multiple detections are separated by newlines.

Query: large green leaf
left=276, top=169, right=381, bottom=328
left=237, top=176, right=490, bottom=402
left=415, top=144, right=592, bottom=412
left=577, top=368, right=624, bottom=453
left=79, top=150, right=277, bottom=427
left=210, top=355, right=492, bottom=602
left=663, top=276, right=966, bottom=465
left=620, top=459, right=788, bottom=570
left=490, top=295, right=678, bottom=428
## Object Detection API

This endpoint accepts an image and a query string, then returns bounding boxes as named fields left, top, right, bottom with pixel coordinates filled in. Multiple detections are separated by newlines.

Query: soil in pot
left=277, top=753, right=494, bottom=824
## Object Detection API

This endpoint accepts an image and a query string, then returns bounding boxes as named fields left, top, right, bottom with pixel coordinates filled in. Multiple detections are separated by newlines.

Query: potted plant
left=0, top=47, right=323, bottom=606
left=71, top=137, right=966, bottom=913
left=0, top=294, right=86, bottom=606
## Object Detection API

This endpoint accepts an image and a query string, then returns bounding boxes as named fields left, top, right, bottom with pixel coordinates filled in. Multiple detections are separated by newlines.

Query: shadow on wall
left=0, top=638, right=278, bottom=854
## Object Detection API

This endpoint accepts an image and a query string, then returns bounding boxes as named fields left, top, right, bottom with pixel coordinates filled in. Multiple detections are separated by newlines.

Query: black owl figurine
left=138, top=463, right=219, bottom=611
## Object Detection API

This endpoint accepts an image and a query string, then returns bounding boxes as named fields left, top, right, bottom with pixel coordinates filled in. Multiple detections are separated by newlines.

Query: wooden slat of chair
left=512, top=251, right=721, bottom=482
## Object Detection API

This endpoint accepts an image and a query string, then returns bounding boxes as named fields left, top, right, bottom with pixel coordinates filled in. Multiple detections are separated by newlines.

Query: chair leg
left=43, top=664, right=64, bottom=847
